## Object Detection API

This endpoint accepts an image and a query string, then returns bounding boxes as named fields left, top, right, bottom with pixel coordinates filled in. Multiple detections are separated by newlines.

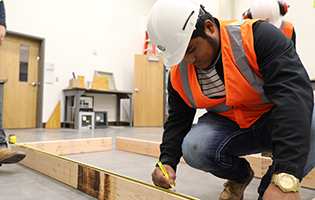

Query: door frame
left=6, top=30, right=45, bottom=128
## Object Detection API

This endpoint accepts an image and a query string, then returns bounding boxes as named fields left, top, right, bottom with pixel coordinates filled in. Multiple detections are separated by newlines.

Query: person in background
left=0, top=0, right=6, bottom=45
left=242, top=0, right=296, bottom=48
left=0, top=0, right=26, bottom=166
left=147, top=0, right=315, bottom=199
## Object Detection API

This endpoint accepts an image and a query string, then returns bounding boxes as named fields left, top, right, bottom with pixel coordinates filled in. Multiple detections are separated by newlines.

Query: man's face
left=183, top=20, right=220, bottom=70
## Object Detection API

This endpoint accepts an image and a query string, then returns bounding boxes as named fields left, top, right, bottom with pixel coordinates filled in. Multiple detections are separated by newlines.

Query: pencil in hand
left=157, top=162, right=176, bottom=191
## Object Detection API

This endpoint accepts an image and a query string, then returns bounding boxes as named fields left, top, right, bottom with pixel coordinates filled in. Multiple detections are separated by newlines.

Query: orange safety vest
left=170, top=19, right=274, bottom=129
left=279, top=20, right=294, bottom=39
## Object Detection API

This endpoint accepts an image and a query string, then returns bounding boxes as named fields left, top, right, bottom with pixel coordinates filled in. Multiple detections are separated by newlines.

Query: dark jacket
left=160, top=19, right=313, bottom=181
left=0, top=1, right=5, bottom=28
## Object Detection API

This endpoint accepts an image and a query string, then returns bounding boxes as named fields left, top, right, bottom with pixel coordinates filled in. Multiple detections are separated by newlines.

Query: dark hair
left=191, top=5, right=216, bottom=39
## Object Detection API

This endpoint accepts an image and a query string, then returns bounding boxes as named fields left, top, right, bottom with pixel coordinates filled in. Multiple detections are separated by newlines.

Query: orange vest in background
left=280, top=20, right=294, bottom=39
left=170, top=19, right=274, bottom=129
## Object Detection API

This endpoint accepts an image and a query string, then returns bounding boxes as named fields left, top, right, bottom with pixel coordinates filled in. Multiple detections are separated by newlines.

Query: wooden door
left=0, top=34, right=39, bottom=128
left=133, top=54, right=164, bottom=127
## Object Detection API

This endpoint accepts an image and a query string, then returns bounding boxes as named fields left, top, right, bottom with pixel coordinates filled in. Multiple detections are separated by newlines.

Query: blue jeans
left=182, top=107, right=315, bottom=198
left=0, top=111, right=7, bottom=148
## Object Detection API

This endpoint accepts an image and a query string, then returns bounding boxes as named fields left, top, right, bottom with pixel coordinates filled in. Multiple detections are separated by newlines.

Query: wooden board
left=21, top=137, right=112, bottom=155
left=13, top=144, right=78, bottom=188
left=115, top=137, right=315, bottom=190
left=241, top=155, right=272, bottom=178
left=45, top=100, right=61, bottom=129
left=116, top=137, right=160, bottom=157
left=12, top=143, right=199, bottom=200
left=116, top=137, right=186, bottom=163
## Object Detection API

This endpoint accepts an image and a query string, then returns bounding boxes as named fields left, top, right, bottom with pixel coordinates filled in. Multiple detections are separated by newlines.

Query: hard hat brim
left=162, top=32, right=194, bottom=67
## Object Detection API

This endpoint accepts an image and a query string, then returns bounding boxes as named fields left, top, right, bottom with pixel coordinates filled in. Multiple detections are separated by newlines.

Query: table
left=63, top=87, right=133, bottom=129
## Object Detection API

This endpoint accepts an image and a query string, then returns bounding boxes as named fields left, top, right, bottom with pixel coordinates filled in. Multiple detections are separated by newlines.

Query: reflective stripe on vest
left=205, top=100, right=233, bottom=112
left=226, top=20, right=270, bottom=105
left=178, top=60, right=197, bottom=108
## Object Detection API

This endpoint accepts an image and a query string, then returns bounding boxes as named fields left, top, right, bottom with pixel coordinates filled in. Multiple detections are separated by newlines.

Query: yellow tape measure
left=8, top=134, right=17, bottom=144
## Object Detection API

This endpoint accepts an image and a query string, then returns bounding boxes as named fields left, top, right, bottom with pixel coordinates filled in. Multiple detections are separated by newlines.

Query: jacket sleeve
left=0, top=1, right=6, bottom=28
left=253, top=21, right=313, bottom=180
left=159, top=70, right=196, bottom=171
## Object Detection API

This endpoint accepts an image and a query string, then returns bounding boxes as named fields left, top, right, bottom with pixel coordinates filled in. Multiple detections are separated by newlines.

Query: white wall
left=284, top=0, right=315, bottom=79
left=200, top=0, right=220, bottom=17
left=5, top=0, right=157, bottom=123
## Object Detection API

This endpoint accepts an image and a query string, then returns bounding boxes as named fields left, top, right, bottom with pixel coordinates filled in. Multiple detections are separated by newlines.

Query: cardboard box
left=69, top=79, right=81, bottom=88
left=92, top=76, right=109, bottom=90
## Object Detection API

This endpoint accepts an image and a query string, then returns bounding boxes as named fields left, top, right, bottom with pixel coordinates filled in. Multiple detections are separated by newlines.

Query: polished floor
left=0, top=127, right=315, bottom=200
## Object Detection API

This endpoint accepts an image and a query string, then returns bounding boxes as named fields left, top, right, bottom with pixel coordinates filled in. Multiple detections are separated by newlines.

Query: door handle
left=134, top=88, right=141, bottom=92
left=31, top=82, right=37, bottom=87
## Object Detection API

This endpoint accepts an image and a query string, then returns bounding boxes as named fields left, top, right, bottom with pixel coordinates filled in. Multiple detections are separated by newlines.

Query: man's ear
left=204, top=20, right=215, bottom=33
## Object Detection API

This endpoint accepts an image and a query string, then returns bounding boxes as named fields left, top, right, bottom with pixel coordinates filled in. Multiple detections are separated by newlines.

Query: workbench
left=63, top=87, right=133, bottom=129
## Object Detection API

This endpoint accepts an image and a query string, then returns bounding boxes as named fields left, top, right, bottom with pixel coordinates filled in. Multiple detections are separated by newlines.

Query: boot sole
left=0, top=153, right=26, bottom=164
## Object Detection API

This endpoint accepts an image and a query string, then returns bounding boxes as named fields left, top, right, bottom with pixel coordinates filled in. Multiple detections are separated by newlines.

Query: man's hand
left=263, top=183, right=301, bottom=200
left=151, top=164, right=176, bottom=189
left=0, top=25, right=6, bottom=46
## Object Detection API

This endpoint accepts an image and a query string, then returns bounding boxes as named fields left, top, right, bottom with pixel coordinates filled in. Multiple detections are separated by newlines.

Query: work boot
left=0, top=147, right=26, bottom=166
left=219, top=170, right=255, bottom=200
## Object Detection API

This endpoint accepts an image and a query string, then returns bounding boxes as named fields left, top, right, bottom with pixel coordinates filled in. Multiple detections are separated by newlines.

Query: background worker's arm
left=0, top=0, right=6, bottom=46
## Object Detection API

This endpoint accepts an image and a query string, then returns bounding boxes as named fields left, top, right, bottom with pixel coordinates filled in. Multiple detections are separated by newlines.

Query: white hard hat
left=250, top=0, right=282, bottom=28
left=147, top=0, right=200, bottom=67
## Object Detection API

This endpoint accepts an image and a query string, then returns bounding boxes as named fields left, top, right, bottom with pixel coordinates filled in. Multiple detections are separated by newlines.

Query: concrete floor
left=0, top=127, right=315, bottom=200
